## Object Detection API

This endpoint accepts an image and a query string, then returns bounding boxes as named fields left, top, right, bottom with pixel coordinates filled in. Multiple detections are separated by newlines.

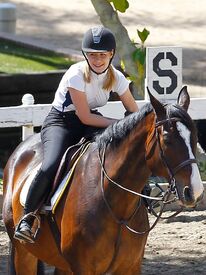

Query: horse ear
left=147, top=87, right=166, bottom=120
left=177, top=86, right=190, bottom=112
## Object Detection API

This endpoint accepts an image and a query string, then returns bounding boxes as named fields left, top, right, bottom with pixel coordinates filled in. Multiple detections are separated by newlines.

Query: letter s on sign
left=153, top=52, right=178, bottom=95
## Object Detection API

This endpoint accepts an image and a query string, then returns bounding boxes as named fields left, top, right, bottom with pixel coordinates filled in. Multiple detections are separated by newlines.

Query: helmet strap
left=82, top=51, right=115, bottom=75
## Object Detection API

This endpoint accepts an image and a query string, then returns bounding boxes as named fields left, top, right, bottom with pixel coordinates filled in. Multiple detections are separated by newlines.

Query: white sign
left=145, top=46, right=182, bottom=101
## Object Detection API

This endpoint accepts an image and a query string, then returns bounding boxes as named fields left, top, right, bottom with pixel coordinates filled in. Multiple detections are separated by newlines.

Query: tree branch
left=90, top=0, right=140, bottom=97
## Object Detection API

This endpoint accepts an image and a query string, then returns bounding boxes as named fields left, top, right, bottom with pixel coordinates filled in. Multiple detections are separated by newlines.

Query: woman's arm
left=119, top=88, right=139, bottom=113
left=69, top=87, right=117, bottom=127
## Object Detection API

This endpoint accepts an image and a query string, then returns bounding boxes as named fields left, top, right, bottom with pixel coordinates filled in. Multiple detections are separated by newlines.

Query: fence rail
left=0, top=94, right=206, bottom=140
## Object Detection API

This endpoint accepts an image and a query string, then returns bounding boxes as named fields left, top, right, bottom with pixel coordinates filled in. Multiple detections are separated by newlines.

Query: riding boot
left=14, top=170, right=50, bottom=243
left=14, top=214, right=36, bottom=243
left=142, top=182, right=152, bottom=210
left=144, top=176, right=165, bottom=213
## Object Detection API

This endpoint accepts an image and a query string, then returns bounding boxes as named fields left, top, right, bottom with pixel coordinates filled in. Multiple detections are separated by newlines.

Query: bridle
left=154, top=117, right=197, bottom=197
left=98, top=115, right=197, bottom=274
left=98, top=116, right=197, bottom=235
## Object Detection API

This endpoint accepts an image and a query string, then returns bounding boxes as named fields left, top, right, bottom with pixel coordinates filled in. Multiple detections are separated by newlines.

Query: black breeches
left=24, top=107, right=102, bottom=213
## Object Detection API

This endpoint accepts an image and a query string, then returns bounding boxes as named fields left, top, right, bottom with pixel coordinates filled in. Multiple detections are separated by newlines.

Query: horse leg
left=112, top=265, right=142, bottom=275
left=8, top=242, right=16, bottom=275
left=53, top=268, right=73, bottom=275
left=11, top=241, right=40, bottom=275
left=111, top=257, right=143, bottom=275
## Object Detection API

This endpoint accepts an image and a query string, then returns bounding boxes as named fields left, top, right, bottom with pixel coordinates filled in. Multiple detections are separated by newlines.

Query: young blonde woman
left=14, top=26, right=138, bottom=243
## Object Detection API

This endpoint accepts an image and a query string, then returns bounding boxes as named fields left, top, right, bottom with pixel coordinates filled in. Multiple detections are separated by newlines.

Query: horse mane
left=95, top=103, right=153, bottom=149
left=95, top=101, right=196, bottom=150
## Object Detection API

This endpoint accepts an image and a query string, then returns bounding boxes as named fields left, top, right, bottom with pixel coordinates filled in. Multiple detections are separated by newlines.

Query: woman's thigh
left=40, top=125, right=75, bottom=178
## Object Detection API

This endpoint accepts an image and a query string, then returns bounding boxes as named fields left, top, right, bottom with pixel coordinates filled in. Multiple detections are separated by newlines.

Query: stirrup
left=14, top=213, right=41, bottom=243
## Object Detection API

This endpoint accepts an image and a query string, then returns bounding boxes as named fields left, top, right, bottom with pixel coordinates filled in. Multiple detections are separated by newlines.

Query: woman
left=14, top=26, right=139, bottom=243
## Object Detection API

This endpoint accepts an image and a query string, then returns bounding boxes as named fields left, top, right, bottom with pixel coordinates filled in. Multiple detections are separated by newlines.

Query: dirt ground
left=1, top=209, right=206, bottom=275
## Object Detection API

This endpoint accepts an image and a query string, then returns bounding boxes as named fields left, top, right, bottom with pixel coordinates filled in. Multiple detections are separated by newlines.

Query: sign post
left=145, top=46, right=182, bottom=101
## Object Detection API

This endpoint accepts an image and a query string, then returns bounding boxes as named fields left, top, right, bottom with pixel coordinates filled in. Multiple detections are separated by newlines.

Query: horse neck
left=102, top=112, right=155, bottom=216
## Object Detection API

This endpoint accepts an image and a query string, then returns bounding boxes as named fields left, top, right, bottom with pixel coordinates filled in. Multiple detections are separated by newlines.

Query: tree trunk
left=90, top=0, right=141, bottom=98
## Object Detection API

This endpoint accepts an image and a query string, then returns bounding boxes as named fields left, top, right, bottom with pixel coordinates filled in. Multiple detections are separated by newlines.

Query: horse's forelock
left=167, top=103, right=195, bottom=131
left=166, top=103, right=197, bottom=148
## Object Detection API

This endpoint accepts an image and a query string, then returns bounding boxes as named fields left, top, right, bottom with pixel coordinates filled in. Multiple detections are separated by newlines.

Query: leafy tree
left=91, top=0, right=149, bottom=98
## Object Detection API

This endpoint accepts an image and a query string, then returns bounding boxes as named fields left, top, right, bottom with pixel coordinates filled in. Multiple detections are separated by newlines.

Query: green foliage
left=137, top=28, right=150, bottom=44
left=198, top=159, right=206, bottom=181
left=133, top=28, right=150, bottom=67
left=108, top=0, right=129, bottom=13
left=0, top=40, right=74, bottom=74
left=121, top=28, right=150, bottom=98
left=132, top=47, right=146, bottom=66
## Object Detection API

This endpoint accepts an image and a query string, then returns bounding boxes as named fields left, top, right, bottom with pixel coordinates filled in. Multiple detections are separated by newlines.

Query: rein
left=98, top=146, right=167, bottom=236
left=98, top=115, right=197, bottom=274
left=98, top=116, right=197, bottom=234
left=98, top=146, right=164, bottom=274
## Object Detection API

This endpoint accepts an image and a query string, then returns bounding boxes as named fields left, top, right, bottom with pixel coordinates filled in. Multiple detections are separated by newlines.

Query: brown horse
left=3, top=86, right=204, bottom=275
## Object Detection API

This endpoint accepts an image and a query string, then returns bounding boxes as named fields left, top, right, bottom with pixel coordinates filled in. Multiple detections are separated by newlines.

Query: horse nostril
left=183, top=186, right=194, bottom=202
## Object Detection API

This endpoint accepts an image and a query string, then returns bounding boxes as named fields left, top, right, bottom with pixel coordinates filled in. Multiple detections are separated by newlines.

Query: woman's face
left=86, top=51, right=113, bottom=74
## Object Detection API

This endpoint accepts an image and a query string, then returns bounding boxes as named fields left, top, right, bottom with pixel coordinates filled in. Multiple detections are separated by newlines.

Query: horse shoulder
left=60, top=144, right=102, bottom=246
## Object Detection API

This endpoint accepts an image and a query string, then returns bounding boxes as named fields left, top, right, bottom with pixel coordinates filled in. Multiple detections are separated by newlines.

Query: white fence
left=0, top=93, right=206, bottom=141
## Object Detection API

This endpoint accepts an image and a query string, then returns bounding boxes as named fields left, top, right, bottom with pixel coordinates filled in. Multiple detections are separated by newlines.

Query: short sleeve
left=113, top=68, right=130, bottom=96
left=63, top=64, right=85, bottom=92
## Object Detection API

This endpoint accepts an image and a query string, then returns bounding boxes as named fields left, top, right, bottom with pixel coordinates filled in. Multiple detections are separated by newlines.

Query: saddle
left=20, top=138, right=91, bottom=212
left=18, top=138, right=91, bottom=243
left=47, top=138, right=91, bottom=202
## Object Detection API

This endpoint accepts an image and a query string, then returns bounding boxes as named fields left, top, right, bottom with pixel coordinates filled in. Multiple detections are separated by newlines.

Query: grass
left=0, top=39, right=74, bottom=74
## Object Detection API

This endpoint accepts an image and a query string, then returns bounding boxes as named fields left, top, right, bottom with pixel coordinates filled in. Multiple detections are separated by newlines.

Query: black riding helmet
left=82, top=26, right=116, bottom=74
left=82, top=26, right=116, bottom=52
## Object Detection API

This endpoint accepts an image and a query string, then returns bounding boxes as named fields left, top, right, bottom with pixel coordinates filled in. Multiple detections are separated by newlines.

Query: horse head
left=146, top=86, right=204, bottom=208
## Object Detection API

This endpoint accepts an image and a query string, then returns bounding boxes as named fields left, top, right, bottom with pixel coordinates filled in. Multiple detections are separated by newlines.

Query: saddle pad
left=51, top=142, right=91, bottom=214
left=20, top=163, right=42, bottom=207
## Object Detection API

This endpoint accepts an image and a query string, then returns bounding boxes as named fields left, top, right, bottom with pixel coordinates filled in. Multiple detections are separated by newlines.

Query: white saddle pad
left=19, top=163, right=74, bottom=212
left=20, top=163, right=41, bottom=207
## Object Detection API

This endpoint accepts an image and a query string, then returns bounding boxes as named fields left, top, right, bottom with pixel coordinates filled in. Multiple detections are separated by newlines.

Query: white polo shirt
left=52, top=61, right=130, bottom=112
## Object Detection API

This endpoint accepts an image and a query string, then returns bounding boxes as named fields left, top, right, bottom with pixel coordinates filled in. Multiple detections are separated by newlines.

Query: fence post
left=0, top=3, right=17, bottom=33
left=21, top=93, right=34, bottom=141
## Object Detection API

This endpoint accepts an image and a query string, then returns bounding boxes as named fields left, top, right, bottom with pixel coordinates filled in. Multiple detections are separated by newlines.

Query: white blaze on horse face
left=176, top=122, right=204, bottom=201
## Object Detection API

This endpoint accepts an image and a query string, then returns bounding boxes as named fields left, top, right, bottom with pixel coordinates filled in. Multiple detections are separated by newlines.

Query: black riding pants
left=24, top=107, right=102, bottom=213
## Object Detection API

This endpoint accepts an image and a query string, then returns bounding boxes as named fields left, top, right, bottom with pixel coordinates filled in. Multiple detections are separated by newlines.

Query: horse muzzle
left=178, top=185, right=204, bottom=208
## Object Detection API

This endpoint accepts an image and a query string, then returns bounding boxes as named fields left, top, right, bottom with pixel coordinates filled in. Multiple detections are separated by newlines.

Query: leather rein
left=98, top=116, right=197, bottom=235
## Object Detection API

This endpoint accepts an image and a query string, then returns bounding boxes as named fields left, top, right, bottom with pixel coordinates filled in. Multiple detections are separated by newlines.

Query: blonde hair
left=83, top=62, right=116, bottom=91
